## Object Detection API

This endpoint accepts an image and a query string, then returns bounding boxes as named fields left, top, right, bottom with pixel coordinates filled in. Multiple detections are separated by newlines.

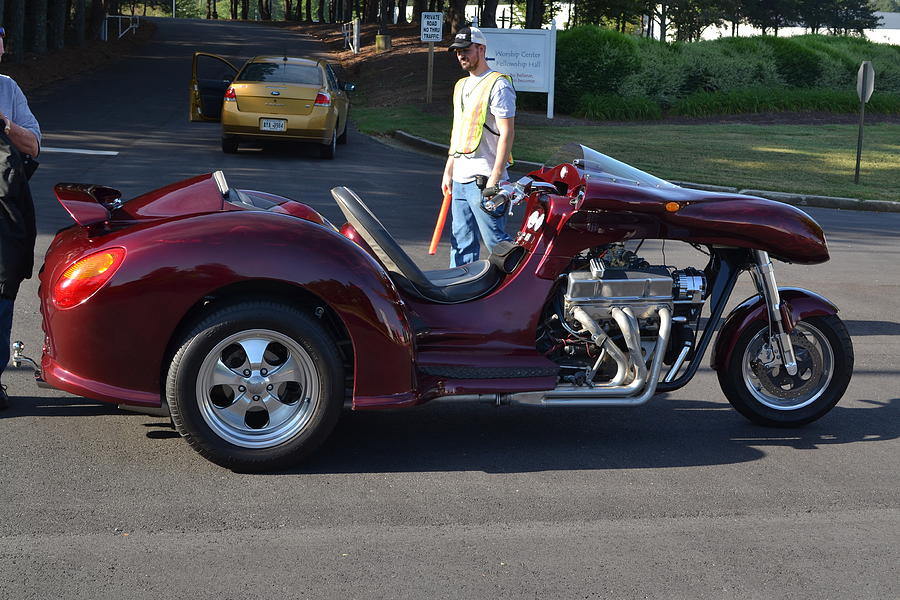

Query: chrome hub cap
left=742, top=322, right=834, bottom=411
left=196, top=329, right=319, bottom=448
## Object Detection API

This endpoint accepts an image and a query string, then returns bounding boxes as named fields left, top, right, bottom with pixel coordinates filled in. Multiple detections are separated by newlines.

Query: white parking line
left=42, top=147, right=119, bottom=156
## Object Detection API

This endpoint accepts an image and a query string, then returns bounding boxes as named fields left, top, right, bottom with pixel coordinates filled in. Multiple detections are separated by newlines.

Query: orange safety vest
left=448, top=71, right=513, bottom=164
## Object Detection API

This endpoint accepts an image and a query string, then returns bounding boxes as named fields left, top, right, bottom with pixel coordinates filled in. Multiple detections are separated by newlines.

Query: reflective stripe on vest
left=448, top=71, right=513, bottom=159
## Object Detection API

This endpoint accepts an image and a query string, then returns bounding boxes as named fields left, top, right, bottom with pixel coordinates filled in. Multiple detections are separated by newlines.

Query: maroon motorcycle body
left=30, top=146, right=853, bottom=470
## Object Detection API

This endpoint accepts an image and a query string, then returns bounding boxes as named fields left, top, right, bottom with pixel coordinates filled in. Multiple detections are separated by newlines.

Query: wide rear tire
left=166, top=301, right=344, bottom=471
left=717, top=315, right=853, bottom=427
left=320, top=129, right=336, bottom=159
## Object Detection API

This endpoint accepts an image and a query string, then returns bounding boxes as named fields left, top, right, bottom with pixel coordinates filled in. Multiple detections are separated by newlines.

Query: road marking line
left=42, top=147, right=119, bottom=156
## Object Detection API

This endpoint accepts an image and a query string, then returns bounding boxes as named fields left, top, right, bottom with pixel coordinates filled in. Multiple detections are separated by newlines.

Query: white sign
left=857, top=61, right=875, bottom=103
left=421, top=12, right=443, bottom=42
left=480, top=24, right=557, bottom=118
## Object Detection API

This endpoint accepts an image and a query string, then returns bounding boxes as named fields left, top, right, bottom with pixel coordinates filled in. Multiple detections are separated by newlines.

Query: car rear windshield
left=236, top=63, right=323, bottom=85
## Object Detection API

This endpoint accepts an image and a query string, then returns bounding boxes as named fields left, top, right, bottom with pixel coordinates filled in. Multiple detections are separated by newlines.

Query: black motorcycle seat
left=331, top=186, right=503, bottom=303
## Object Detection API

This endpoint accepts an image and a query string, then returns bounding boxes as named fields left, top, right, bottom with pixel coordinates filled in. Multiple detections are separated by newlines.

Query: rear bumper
left=42, top=355, right=162, bottom=407
left=221, top=104, right=336, bottom=144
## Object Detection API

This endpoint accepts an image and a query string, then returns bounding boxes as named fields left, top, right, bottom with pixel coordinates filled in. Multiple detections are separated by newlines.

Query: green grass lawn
left=354, top=106, right=900, bottom=202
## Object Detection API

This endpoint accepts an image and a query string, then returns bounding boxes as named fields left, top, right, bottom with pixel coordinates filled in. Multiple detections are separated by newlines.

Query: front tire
left=718, top=315, right=853, bottom=427
left=166, top=301, right=344, bottom=471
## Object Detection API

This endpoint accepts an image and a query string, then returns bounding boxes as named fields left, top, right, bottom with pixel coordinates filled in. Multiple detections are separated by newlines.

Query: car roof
left=248, top=56, right=323, bottom=67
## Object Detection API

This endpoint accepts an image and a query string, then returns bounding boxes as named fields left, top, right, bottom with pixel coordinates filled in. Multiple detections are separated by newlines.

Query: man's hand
left=442, top=156, right=454, bottom=196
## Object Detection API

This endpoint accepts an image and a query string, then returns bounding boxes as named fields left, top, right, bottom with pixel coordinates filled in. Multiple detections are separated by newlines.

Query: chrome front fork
left=751, top=250, right=798, bottom=376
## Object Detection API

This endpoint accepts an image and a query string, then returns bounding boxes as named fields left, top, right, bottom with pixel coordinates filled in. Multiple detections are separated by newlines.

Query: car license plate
left=260, top=119, right=286, bottom=132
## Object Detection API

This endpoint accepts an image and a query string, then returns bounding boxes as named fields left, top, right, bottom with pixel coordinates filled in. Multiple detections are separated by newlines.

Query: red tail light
left=224, top=86, right=237, bottom=101
left=52, top=248, right=126, bottom=309
left=314, top=92, right=331, bottom=107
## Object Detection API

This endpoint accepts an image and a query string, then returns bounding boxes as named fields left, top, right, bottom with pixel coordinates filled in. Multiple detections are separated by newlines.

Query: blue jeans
left=450, top=180, right=512, bottom=267
left=0, top=297, right=12, bottom=379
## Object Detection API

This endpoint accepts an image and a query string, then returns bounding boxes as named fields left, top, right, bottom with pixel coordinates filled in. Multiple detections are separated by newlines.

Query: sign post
left=421, top=12, right=443, bottom=104
left=854, top=60, right=875, bottom=184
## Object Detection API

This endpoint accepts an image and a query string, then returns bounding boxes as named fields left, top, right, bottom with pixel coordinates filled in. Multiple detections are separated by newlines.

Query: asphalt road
left=1, top=18, right=898, bottom=600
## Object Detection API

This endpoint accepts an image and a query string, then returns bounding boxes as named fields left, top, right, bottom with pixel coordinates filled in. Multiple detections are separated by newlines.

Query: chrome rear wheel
left=167, top=302, right=344, bottom=471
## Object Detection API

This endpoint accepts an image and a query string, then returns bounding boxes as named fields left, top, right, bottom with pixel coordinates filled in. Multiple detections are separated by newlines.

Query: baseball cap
left=449, top=27, right=487, bottom=50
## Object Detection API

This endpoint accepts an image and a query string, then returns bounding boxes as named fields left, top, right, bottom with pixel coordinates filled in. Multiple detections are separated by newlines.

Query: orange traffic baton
left=428, top=191, right=452, bottom=255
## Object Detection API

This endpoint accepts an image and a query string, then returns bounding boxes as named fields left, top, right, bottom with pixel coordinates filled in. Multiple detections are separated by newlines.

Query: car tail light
left=52, top=248, right=126, bottom=309
left=224, top=86, right=237, bottom=102
left=314, top=92, right=331, bottom=107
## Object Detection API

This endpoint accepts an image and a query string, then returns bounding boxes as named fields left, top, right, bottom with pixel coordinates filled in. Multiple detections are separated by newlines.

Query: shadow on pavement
left=279, top=396, right=899, bottom=475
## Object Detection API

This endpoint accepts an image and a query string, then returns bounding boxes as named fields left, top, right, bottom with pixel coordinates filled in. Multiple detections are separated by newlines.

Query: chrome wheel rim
left=196, top=329, right=319, bottom=448
left=742, top=322, right=834, bottom=411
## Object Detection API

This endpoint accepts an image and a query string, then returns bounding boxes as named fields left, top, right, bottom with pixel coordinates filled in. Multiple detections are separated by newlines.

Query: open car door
left=190, top=53, right=239, bottom=122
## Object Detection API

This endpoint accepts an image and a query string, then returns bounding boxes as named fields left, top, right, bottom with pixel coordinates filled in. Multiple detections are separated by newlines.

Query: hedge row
left=550, top=26, right=900, bottom=119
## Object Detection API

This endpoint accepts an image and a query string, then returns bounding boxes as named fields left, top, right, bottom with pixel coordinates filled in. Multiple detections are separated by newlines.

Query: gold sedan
left=190, top=53, right=354, bottom=159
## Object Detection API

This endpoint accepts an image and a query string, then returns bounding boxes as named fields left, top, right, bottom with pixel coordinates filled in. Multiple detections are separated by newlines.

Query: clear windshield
left=545, top=143, right=679, bottom=189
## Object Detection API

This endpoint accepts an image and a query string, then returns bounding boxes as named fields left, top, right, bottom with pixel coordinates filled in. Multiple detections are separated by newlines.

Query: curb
left=393, top=130, right=898, bottom=212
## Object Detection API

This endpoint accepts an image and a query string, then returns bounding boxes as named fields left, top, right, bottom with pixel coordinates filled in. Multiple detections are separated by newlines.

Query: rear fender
left=41, top=211, right=416, bottom=408
left=711, top=288, right=839, bottom=371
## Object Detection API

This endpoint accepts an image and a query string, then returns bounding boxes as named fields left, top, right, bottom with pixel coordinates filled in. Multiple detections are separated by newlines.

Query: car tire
left=222, top=137, right=239, bottom=154
left=337, top=118, right=349, bottom=145
left=166, top=301, right=344, bottom=472
left=320, top=129, right=336, bottom=159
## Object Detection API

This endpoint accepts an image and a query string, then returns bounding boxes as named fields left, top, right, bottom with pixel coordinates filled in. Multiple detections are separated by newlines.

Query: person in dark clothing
left=0, top=25, right=41, bottom=410
left=0, top=133, right=37, bottom=410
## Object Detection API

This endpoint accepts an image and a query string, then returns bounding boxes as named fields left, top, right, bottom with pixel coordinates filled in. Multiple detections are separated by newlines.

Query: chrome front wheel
left=718, top=315, right=853, bottom=427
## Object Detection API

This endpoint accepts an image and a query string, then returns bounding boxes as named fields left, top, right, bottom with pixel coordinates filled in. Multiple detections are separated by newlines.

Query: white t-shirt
left=452, top=70, right=516, bottom=184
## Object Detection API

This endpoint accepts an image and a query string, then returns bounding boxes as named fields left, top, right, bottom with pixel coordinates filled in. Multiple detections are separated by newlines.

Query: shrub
left=555, top=25, right=640, bottom=114
left=575, top=93, right=662, bottom=120
left=671, top=87, right=900, bottom=116
left=756, top=36, right=824, bottom=87
left=620, top=37, right=685, bottom=108
left=678, top=38, right=783, bottom=94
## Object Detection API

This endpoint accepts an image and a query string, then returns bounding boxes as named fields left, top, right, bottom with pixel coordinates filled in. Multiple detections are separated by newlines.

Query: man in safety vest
left=442, top=26, right=516, bottom=267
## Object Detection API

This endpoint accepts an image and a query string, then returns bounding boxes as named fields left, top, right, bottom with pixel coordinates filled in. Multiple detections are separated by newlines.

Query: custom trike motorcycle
left=17, top=144, right=853, bottom=470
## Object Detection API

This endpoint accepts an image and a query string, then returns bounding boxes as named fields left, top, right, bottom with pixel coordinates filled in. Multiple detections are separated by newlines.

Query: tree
left=828, top=0, right=881, bottom=34
left=744, top=0, right=799, bottom=35
left=48, top=0, right=67, bottom=50
left=668, top=0, right=725, bottom=41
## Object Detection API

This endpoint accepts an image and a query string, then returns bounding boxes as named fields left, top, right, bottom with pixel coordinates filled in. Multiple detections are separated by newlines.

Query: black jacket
left=0, top=134, right=36, bottom=300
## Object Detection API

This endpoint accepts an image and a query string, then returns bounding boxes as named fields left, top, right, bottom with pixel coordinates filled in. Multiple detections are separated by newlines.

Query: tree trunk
left=658, top=1, right=667, bottom=42
left=480, top=0, right=497, bottom=27
left=447, top=0, right=465, bottom=31
left=72, top=0, right=86, bottom=45
left=365, top=0, right=377, bottom=23
left=5, top=0, right=24, bottom=62
left=27, top=0, right=49, bottom=54
left=259, top=0, right=271, bottom=19
left=412, top=0, right=424, bottom=22
left=397, top=0, right=406, bottom=23
left=48, top=0, right=67, bottom=50
left=317, top=0, right=324, bottom=21
left=524, top=0, right=544, bottom=28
